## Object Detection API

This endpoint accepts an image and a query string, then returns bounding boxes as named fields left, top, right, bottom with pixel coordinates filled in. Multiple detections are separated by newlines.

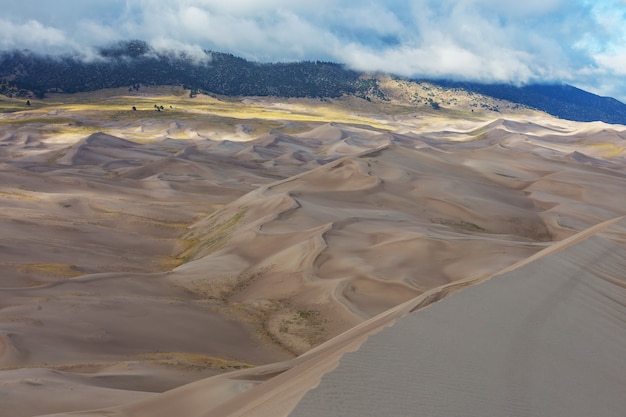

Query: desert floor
left=0, top=87, right=624, bottom=417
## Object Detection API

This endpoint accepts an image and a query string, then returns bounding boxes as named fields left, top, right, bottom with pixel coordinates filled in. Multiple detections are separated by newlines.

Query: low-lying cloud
left=2, top=0, right=626, bottom=101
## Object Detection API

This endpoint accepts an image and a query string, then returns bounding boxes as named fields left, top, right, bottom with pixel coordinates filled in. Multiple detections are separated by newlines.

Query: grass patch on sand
left=5, top=262, right=84, bottom=278
left=226, top=298, right=327, bottom=356
left=584, top=142, right=625, bottom=158
left=138, top=352, right=254, bottom=371
left=0, top=116, right=77, bottom=126
left=218, top=268, right=271, bottom=302
left=0, top=115, right=101, bottom=136
left=7, top=88, right=397, bottom=132
left=181, top=266, right=273, bottom=303
left=432, top=218, right=487, bottom=232
left=0, top=190, right=39, bottom=200
left=199, top=101, right=394, bottom=130
left=180, top=207, right=247, bottom=262
left=263, top=302, right=327, bottom=356
left=0, top=96, right=39, bottom=113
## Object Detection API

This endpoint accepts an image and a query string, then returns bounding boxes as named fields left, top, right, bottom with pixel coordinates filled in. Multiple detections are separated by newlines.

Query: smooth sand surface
left=289, top=216, right=626, bottom=417
left=1, top=91, right=625, bottom=416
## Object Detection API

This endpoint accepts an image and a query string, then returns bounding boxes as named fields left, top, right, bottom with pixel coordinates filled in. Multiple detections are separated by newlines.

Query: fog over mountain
left=2, top=0, right=626, bottom=102
left=3, top=41, right=626, bottom=125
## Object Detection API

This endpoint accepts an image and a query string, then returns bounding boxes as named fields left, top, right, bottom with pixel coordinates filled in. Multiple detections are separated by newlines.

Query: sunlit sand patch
left=581, top=142, right=625, bottom=158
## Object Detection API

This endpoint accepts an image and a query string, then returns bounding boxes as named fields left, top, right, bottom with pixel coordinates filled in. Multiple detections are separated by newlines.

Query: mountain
left=434, top=80, right=626, bottom=125
left=2, top=40, right=626, bottom=125
left=0, top=40, right=372, bottom=99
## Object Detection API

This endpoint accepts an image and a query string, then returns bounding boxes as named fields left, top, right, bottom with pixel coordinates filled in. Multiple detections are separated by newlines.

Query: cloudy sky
left=2, top=0, right=626, bottom=101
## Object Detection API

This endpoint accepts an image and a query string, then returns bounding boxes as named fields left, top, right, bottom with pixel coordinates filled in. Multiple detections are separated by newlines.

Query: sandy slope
left=289, top=216, right=626, bottom=417
left=46, top=217, right=626, bottom=417
left=171, top=125, right=625, bottom=356
left=1, top=93, right=625, bottom=416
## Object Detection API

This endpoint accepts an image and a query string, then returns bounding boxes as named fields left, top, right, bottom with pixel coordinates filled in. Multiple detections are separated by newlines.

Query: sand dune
left=1, top=94, right=625, bottom=416
left=170, top=131, right=624, bottom=355
left=51, top=217, right=626, bottom=417
left=0, top=271, right=290, bottom=416
left=56, top=133, right=139, bottom=166
left=233, top=123, right=389, bottom=171
left=289, top=216, right=626, bottom=417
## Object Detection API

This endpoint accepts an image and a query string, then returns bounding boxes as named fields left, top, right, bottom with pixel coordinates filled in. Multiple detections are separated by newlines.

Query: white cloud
left=0, top=19, right=70, bottom=52
left=466, top=0, right=566, bottom=16
left=149, top=38, right=212, bottom=64
left=1, top=0, right=626, bottom=102
left=594, top=52, right=626, bottom=75
left=324, top=3, right=406, bottom=39
left=338, top=41, right=536, bottom=83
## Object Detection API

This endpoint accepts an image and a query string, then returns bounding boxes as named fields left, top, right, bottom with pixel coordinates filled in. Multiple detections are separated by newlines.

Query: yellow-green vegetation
left=180, top=207, right=247, bottom=262
left=35, top=354, right=254, bottom=373
left=160, top=255, right=189, bottom=271
left=432, top=218, right=487, bottom=232
left=53, top=122, right=101, bottom=135
left=583, top=142, right=625, bottom=158
left=3, top=82, right=526, bottom=145
left=177, top=265, right=327, bottom=356
left=218, top=268, right=271, bottom=302
left=2, top=86, right=396, bottom=137
left=138, top=352, right=254, bottom=371
left=0, top=116, right=75, bottom=126
left=198, top=100, right=393, bottom=130
left=181, top=266, right=273, bottom=303
left=0, top=96, right=37, bottom=113
left=0, top=116, right=102, bottom=137
left=6, top=262, right=84, bottom=278
left=223, top=297, right=327, bottom=356
left=0, top=190, right=38, bottom=200
left=277, top=309, right=324, bottom=337
left=262, top=302, right=327, bottom=356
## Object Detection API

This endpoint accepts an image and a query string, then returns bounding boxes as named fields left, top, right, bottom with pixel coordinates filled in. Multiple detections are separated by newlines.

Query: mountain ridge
left=2, top=40, right=626, bottom=125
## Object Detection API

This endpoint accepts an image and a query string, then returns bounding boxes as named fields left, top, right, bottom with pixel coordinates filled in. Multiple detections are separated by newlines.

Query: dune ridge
left=289, top=215, right=626, bottom=417
left=44, top=215, right=625, bottom=417
left=169, top=129, right=624, bottom=356
left=1, top=92, right=625, bottom=416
